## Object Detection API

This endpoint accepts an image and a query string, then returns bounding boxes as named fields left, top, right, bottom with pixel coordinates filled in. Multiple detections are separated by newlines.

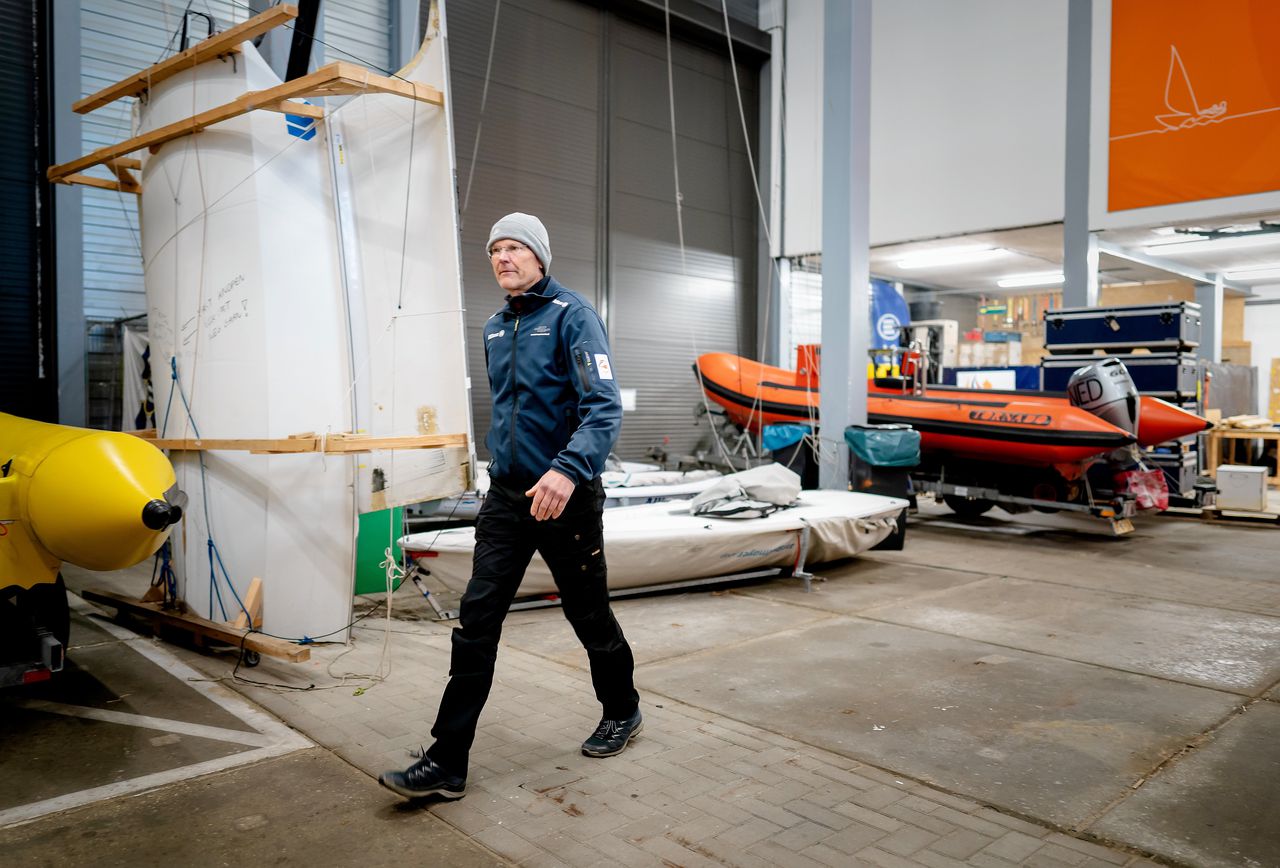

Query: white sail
left=139, top=6, right=470, bottom=640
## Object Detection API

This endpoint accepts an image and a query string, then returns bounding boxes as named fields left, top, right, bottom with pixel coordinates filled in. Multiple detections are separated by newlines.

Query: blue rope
left=168, top=355, right=256, bottom=626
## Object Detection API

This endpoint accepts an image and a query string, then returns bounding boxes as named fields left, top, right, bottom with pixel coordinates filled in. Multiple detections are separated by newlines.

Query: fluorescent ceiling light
left=1142, top=233, right=1280, bottom=256
left=1223, top=264, right=1280, bottom=281
left=996, top=271, right=1064, bottom=288
left=895, top=245, right=1007, bottom=269
left=1144, top=233, right=1208, bottom=247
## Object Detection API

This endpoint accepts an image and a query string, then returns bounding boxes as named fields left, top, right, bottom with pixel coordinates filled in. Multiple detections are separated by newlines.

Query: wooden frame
left=49, top=62, right=443, bottom=187
left=1205, top=428, right=1280, bottom=487
left=82, top=588, right=310, bottom=663
left=73, top=5, right=299, bottom=114
left=131, top=430, right=467, bottom=455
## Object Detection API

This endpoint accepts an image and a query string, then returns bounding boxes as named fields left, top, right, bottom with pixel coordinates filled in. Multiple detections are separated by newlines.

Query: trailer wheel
left=943, top=494, right=995, bottom=518
left=22, top=574, right=71, bottom=649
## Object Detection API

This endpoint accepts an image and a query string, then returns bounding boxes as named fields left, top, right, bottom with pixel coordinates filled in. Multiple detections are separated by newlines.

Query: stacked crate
left=1040, top=302, right=1203, bottom=496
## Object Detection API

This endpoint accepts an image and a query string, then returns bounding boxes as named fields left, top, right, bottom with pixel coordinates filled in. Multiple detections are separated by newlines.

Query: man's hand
left=525, top=469, right=576, bottom=521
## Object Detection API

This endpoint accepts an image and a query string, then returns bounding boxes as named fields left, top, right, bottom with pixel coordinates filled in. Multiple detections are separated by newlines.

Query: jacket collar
left=503, top=275, right=557, bottom=317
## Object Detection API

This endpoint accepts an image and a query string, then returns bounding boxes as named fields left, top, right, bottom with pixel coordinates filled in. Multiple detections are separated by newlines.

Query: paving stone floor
left=62, top=502, right=1280, bottom=867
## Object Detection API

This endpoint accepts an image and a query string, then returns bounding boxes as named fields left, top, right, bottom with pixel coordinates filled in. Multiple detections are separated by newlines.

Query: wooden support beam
left=82, top=588, right=310, bottom=663
left=57, top=173, right=135, bottom=193
left=108, top=162, right=141, bottom=193
left=322, top=432, right=467, bottom=453
left=49, top=63, right=443, bottom=185
left=256, top=99, right=325, bottom=119
left=132, top=431, right=467, bottom=454
left=74, top=5, right=299, bottom=114
left=231, top=577, right=264, bottom=630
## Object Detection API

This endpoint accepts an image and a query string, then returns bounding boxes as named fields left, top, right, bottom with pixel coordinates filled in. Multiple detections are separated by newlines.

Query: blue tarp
left=845, top=424, right=920, bottom=468
left=762, top=423, right=811, bottom=451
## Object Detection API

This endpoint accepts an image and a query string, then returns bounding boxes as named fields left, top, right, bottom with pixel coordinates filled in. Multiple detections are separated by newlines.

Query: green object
left=979, top=304, right=1007, bottom=316
left=354, top=506, right=405, bottom=596
left=845, top=424, right=921, bottom=468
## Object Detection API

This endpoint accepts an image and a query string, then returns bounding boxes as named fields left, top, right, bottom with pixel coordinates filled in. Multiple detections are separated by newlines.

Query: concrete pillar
left=1062, top=0, right=1098, bottom=309
left=1195, top=277, right=1223, bottom=364
left=818, top=0, right=871, bottom=489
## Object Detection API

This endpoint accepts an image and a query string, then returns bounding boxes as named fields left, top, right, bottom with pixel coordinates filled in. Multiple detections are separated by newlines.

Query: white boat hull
left=400, top=490, right=907, bottom=597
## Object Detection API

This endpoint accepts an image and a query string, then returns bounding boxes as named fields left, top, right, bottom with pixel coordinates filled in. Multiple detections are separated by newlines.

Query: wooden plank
left=135, top=431, right=468, bottom=453
left=50, top=63, right=441, bottom=185
left=231, top=577, right=263, bottom=630
left=147, top=437, right=318, bottom=453
left=322, top=433, right=468, bottom=453
left=327, top=62, right=444, bottom=106
left=50, top=63, right=340, bottom=182
left=73, top=5, right=298, bottom=114
left=108, top=162, right=141, bottom=193
left=255, top=99, right=325, bottom=119
left=82, top=588, right=309, bottom=663
left=1270, top=358, right=1280, bottom=423
left=58, top=173, right=134, bottom=193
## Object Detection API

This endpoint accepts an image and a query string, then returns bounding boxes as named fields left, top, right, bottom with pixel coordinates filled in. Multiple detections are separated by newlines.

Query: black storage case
left=1043, top=302, right=1200, bottom=353
left=1040, top=352, right=1200, bottom=399
left=1146, top=450, right=1198, bottom=497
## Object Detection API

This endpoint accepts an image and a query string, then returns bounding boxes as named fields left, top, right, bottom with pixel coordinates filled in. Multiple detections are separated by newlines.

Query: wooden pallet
left=81, top=588, right=309, bottom=663
left=1162, top=506, right=1280, bottom=527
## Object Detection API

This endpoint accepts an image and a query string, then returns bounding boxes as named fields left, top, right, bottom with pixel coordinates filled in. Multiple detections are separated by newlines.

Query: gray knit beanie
left=486, top=212, right=551, bottom=272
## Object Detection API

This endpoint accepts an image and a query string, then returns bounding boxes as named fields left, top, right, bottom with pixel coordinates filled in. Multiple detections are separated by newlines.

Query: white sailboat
left=400, top=487, right=907, bottom=599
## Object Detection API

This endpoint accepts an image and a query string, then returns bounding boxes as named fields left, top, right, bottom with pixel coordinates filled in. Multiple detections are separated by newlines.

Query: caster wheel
left=243, top=650, right=261, bottom=668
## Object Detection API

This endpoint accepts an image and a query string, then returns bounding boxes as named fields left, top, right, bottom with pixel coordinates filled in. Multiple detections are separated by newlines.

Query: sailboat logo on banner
left=1155, top=45, right=1226, bottom=131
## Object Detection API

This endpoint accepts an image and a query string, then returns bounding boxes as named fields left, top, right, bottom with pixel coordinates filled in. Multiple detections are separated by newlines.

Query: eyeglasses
left=489, top=243, right=529, bottom=259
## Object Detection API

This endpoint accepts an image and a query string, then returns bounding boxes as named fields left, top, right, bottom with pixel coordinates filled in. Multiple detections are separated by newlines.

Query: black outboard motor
left=1066, top=357, right=1141, bottom=437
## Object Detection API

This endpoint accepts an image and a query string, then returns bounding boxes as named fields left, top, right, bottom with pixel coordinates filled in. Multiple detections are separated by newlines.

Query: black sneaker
left=379, top=755, right=466, bottom=799
left=581, top=709, right=643, bottom=757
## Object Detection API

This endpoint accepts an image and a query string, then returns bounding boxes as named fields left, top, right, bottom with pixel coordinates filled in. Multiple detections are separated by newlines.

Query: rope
left=664, top=0, right=733, bottom=470
left=717, top=1, right=829, bottom=468
left=459, top=0, right=502, bottom=225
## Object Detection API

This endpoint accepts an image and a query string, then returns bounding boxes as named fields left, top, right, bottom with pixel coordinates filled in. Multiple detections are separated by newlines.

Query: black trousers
left=424, top=476, right=639, bottom=777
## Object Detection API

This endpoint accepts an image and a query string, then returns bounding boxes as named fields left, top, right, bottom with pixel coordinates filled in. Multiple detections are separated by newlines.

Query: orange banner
left=1109, top=0, right=1280, bottom=212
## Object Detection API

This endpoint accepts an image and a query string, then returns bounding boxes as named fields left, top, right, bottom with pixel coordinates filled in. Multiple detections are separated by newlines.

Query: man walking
left=380, top=213, right=641, bottom=800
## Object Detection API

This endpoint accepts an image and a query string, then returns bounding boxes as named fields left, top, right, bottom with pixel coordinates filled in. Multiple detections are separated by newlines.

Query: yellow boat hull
left=1, top=413, right=181, bottom=592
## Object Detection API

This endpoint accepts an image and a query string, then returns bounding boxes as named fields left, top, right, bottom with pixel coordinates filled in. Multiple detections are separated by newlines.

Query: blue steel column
left=1063, top=0, right=1098, bottom=308
left=53, top=0, right=84, bottom=425
left=818, top=0, right=871, bottom=489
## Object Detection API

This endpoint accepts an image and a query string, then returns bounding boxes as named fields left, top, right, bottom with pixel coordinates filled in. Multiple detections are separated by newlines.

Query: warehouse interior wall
left=1244, top=286, right=1280, bottom=421
left=779, top=0, right=1068, bottom=254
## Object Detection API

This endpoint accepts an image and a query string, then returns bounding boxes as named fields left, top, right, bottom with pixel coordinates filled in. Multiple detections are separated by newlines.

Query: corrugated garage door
left=78, top=0, right=391, bottom=321
left=0, top=0, right=56, bottom=420
left=448, top=0, right=760, bottom=463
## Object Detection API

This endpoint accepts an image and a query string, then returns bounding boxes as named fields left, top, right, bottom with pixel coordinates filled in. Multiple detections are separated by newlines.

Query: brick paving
left=219, top=613, right=1162, bottom=868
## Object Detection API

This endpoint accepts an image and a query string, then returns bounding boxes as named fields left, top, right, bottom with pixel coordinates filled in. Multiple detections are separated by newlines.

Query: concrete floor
left=0, top=600, right=503, bottom=866
left=4, top=500, right=1278, bottom=867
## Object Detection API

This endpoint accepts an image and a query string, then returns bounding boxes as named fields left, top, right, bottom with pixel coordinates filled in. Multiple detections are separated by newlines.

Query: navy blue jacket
left=483, top=275, right=622, bottom=487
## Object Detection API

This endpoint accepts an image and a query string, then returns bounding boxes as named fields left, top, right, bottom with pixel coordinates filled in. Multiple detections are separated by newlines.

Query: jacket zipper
left=574, top=349, right=593, bottom=392
left=509, top=315, right=520, bottom=473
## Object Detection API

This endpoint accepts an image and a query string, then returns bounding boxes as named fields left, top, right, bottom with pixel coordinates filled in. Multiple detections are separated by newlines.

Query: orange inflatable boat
left=694, top=350, right=1209, bottom=468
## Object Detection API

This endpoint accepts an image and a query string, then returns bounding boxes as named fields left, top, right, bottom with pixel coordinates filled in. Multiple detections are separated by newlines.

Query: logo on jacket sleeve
left=487, top=329, right=505, bottom=341
left=594, top=354, right=614, bottom=380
